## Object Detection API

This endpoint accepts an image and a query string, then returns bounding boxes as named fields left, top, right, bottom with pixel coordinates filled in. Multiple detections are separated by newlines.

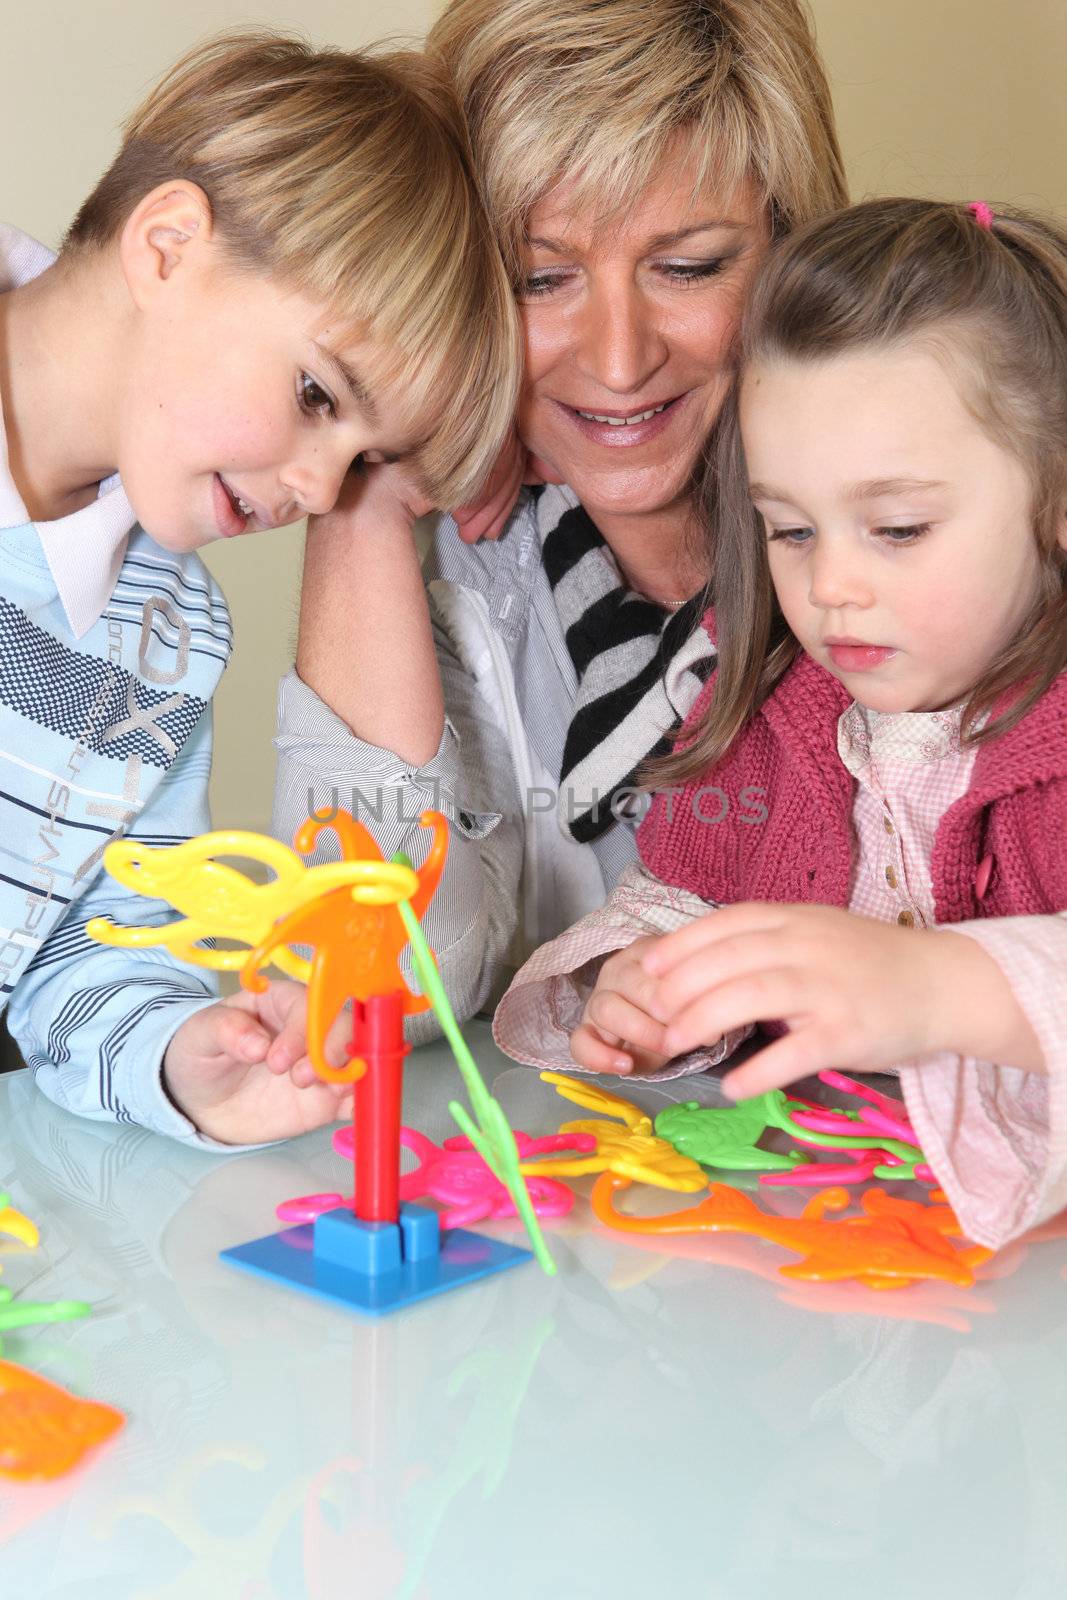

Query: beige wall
left=4, top=1, right=1065, bottom=834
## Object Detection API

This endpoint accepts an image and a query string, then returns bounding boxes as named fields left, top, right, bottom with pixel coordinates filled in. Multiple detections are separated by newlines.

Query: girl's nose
left=808, top=543, right=875, bottom=611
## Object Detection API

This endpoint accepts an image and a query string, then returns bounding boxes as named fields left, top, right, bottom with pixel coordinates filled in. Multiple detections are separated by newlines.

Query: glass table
left=2, top=1020, right=1066, bottom=1599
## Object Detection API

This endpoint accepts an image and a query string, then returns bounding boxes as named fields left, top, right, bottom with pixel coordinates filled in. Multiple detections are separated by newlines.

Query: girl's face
left=517, top=152, right=769, bottom=530
left=740, top=343, right=1064, bottom=712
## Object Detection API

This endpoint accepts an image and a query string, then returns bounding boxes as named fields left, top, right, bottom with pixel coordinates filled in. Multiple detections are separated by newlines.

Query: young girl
left=494, top=197, right=1067, bottom=1249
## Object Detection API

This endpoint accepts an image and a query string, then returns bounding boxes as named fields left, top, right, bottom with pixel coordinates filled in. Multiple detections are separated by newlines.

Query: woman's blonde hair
left=659, top=197, right=1067, bottom=786
left=427, top=0, right=847, bottom=276
left=65, top=30, right=519, bottom=504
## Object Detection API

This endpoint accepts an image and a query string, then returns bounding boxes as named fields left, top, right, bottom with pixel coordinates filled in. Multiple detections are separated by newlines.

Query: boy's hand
left=569, top=936, right=672, bottom=1075
left=163, top=982, right=353, bottom=1145
left=311, top=458, right=435, bottom=539
left=642, top=902, right=1044, bottom=1100
left=452, top=431, right=565, bottom=544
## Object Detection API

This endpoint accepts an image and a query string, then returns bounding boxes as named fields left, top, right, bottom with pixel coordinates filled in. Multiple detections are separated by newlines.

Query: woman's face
left=517, top=154, right=769, bottom=528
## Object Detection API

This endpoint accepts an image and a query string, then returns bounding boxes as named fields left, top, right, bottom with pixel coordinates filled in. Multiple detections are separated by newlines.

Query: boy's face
left=118, top=249, right=416, bottom=550
left=740, top=343, right=1056, bottom=713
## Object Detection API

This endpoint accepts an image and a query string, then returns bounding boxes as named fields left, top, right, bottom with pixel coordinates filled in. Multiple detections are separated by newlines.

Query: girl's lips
left=212, top=473, right=251, bottom=538
left=826, top=643, right=899, bottom=672
left=555, top=392, right=689, bottom=448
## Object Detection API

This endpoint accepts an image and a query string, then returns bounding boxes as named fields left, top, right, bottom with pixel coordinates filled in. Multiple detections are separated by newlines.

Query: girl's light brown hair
left=427, top=0, right=847, bottom=279
left=65, top=30, right=519, bottom=504
left=658, top=197, right=1067, bottom=786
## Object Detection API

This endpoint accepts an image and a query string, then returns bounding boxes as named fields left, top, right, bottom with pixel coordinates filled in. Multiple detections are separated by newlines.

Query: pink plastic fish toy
left=278, top=1127, right=592, bottom=1231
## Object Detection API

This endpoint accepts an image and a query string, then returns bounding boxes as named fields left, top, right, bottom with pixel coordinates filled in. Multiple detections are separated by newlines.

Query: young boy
left=0, top=32, right=518, bottom=1146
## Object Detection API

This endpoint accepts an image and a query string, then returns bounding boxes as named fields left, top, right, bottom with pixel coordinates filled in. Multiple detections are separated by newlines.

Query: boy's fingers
left=215, top=1007, right=272, bottom=1063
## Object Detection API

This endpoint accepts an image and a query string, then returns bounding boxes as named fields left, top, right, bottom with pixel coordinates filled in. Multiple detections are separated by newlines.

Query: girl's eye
left=659, top=257, right=732, bottom=284
left=299, top=372, right=336, bottom=418
left=875, top=523, right=931, bottom=543
left=767, top=526, right=814, bottom=545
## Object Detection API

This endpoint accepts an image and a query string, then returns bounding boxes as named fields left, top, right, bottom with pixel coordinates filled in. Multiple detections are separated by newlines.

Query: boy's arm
left=492, top=863, right=754, bottom=1075
left=275, top=548, right=526, bottom=1044
left=899, top=912, right=1067, bottom=1250
left=6, top=712, right=229, bottom=1145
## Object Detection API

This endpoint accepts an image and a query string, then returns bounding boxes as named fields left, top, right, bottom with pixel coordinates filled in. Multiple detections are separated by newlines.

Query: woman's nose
left=575, top=283, right=668, bottom=394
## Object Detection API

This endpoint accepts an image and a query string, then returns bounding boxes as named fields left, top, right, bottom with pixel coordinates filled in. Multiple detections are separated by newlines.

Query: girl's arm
left=492, top=863, right=754, bottom=1076
left=899, top=913, right=1067, bottom=1250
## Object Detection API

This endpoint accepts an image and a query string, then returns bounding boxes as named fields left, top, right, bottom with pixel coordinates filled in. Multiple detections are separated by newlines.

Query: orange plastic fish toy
left=590, top=1177, right=989, bottom=1289
left=0, top=1360, right=125, bottom=1481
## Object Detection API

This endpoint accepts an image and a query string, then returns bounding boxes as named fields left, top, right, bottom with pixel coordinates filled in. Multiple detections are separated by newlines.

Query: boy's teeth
left=236, top=497, right=253, bottom=517
left=577, top=403, right=668, bottom=425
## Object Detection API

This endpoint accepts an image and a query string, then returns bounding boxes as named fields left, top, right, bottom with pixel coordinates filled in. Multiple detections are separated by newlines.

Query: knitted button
left=883, top=815, right=895, bottom=834
left=885, top=864, right=898, bottom=889
left=975, top=853, right=994, bottom=900
left=897, top=909, right=916, bottom=927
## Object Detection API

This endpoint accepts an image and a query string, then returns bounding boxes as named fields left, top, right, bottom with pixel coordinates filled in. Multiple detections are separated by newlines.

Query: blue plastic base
left=219, top=1203, right=531, bottom=1317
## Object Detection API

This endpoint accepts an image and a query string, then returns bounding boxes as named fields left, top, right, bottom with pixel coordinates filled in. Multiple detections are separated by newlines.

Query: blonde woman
left=272, top=0, right=847, bottom=1043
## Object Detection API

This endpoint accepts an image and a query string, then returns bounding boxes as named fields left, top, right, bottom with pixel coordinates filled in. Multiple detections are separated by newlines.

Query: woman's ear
left=118, top=181, right=214, bottom=307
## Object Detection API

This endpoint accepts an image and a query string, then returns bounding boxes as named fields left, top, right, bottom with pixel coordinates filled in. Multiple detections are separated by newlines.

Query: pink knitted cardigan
left=639, top=618, right=1067, bottom=922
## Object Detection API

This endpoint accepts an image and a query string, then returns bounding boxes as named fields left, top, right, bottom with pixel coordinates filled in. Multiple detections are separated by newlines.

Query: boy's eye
left=299, top=372, right=336, bottom=418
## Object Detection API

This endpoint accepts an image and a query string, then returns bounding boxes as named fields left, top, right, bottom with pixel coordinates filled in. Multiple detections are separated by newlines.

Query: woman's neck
left=590, top=499, right=708, bottom=607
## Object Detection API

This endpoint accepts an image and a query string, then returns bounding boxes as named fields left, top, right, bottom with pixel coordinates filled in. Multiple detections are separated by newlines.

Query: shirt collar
left=837, top=699, right=966, bottom=780
left=0, top=222, right=137, bottom=638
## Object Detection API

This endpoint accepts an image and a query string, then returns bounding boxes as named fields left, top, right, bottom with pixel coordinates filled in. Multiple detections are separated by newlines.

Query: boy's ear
left=119, top=181, right=215, bottom=306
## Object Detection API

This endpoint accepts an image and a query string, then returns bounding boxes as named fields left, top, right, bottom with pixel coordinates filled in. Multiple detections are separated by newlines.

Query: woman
left=272, top=0, right=846, bottom=1037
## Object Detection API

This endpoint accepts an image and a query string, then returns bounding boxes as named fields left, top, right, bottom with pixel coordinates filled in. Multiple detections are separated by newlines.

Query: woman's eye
left=516, top=269, right=574, bottom=300
left=659, top=257, right=731, bottom=283
left=299, top=373, right=336, bottom=418
left=875, top=523, right=931, bottom=543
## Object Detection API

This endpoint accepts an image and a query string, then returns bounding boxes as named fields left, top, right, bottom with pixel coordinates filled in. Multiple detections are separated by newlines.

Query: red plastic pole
left=350, top=992, right=410, bottom=1224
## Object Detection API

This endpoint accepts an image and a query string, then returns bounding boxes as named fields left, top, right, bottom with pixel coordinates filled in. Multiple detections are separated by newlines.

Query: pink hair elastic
left=967, top=201, right=995, bottom=231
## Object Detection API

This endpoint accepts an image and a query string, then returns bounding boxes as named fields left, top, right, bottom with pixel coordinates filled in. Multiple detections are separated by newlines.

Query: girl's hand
left=641, top=903, right=1043, bottom=1100
left=451, top=431, right=564, bottom=544
left=163, top=981, right=353, bottom=1145
left=570, top=936, right=672, bottom=1075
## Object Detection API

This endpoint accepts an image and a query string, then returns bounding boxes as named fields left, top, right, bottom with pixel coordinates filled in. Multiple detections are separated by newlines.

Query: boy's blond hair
left=427, top=0, right=847, bottom=278
left=66, top=30, right=519, bottom=504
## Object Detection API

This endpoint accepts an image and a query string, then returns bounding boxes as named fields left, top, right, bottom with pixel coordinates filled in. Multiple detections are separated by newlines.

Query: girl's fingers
left=720, top=1025, right=835, bottom=1101
left=585, top=991, right=668, bottom=1055
left=649, top=930, right=792, bottom=1020
left=641, top=903, right=790, bottom=976
left=661, top=968, right=811, bottom=1057
left=570, top=1023, right=633, bottom=1075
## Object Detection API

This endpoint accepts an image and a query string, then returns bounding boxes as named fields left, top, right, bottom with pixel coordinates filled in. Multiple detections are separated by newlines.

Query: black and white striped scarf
left=539, top=493, right=716, bottom=844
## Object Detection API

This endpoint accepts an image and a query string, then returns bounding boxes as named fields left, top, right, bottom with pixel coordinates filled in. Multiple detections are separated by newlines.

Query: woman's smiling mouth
left=558, top=392, right=689, bottom=447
